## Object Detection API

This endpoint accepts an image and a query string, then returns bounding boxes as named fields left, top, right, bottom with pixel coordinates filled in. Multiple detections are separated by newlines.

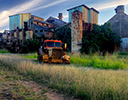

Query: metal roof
left=67, top=4, right=90, bottom=11
left=33, top=19, right=53, bottom=25
left=9, top=13, right=31, bottom=17
left=67, top=4, right=99, bottom=14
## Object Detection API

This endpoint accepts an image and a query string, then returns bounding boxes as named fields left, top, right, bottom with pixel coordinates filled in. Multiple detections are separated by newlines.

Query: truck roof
left=44, top=39, right=62, bottom=43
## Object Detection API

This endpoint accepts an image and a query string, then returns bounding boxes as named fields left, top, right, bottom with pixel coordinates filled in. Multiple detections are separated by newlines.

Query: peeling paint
left=71, top=10, right=83, bottom=54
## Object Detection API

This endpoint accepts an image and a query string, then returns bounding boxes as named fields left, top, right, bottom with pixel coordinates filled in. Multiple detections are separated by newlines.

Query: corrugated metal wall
left=9, top=14, right=20, bottom=30
left=9, top=13, right=31, bottom=30
left=68, top=6, right=83, bottom=22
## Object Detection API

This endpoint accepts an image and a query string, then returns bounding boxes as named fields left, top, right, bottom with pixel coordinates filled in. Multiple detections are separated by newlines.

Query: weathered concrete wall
left=107, top=5, right=128, bottom=38
left=119, top=38, right=128, bottom=52
left=71, top=10, right=83, bottom=54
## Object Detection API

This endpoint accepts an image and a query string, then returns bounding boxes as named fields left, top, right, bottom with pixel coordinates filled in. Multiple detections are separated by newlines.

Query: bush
left=24, top=39, right=39, bottom=53
left=81, top=23, right=122, bottom=54
left=55, top=25, right=71, bottom=52
left=0, top=49, right=10, bottom=53
left=119, top=52, right=128, bottom=55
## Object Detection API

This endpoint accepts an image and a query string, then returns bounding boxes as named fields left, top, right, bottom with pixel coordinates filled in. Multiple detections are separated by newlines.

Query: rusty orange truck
left=38, top=39, right=70, bottom=64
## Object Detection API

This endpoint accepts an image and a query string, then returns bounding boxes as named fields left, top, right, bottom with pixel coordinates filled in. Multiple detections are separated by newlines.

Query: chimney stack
left=115, top=5, right=124, bottom=13
left=58, top=13, right=63, bottom=21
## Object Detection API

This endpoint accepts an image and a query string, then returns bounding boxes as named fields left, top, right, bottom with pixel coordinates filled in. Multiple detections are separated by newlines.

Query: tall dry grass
left=0, top=54, right=128, bottom=100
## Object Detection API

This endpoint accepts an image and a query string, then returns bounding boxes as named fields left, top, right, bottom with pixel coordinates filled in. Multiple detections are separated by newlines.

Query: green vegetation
left=81, top=23, right=122, bottom=54
left=55, top=25, right=71, bottom=51
left=22, top=53, right=38, bottom=60
left=22, top=52, right=128, bottom=70
left=70, top=53, right=127, bottom=69
left=24, top=39, right=40, bottom=53
left=0, top=49, right=10, bottom=53
left=0, top=54, right=128, bottom=100
left=119, top=52, right=128, bottom=55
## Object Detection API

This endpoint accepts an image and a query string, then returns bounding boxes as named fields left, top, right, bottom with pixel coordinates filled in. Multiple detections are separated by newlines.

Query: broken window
left=35, top=30, right=38, bottom=33
left=44, top=24, right=47, bottom=27
left=40, top=30, right=43, bottom=32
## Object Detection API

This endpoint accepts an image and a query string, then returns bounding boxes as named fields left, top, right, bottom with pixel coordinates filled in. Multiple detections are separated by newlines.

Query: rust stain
left=71, top=10, right=83, bottom=54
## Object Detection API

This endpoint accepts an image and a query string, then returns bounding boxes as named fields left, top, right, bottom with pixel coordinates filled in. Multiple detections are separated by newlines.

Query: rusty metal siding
left=68, top=5, right=99, bottom=24
left=26, top=30, right=33, bottom=40
left=44, top=32, right=53, bottom=38
left=20, top=13, right=31, bottom=29
left=82, top=6, right=88, bottom=23
left=33, top=16, right=44, bottom=21
left=71, top=11, right=83, bottom=54
left=9, top=13, right=31, bottom=31
left=19, top=31, right=22, bottom=40
left=9, top=14, right=20, bottom=30
left=68, top=6, right=83, bottom=22
left=90, top=9, right=98, bottom=24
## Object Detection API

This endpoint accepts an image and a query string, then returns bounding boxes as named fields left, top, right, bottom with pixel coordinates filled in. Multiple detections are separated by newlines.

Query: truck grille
left=52, top=49, right=62, bottom=59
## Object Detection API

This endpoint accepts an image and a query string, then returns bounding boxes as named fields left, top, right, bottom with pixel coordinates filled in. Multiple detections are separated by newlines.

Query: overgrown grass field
left=22, top=52, right=128, bottom=70
left=0, top=54, right=128, bottom=100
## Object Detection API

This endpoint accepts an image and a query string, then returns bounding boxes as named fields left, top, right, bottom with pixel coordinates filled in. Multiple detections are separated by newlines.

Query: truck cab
left=38, top=39, right=70, bottom=64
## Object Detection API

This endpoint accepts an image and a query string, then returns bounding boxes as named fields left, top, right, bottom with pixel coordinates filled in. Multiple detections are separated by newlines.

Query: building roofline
left=67, top=4, right=99, bottom=14
left=46, top=16, right=67, bottom=23
left=91, top=8, right=99, bottom=14
left=33, top=19, right=53, bottom=25
left=9, top=13, right=31, bottom=17
left=67, top=4, right=90, bottom=11
left=31, top=15, right=44, bottom=19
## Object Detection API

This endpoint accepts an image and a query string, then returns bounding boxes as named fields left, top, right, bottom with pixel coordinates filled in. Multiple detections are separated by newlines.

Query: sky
left=0, top=0, right=128, bottom=32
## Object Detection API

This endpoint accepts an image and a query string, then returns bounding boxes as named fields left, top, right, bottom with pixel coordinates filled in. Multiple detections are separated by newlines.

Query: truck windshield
left=46, top=42, right=61, bottom=47
left=47, top=42, right=54, bottom=47
left=55, top=42, right=61, bottom=47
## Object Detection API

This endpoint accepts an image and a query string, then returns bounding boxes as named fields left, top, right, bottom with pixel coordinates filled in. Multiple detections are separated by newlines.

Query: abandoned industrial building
left=2, top=13, right=67, bottom=42
left=9, top=13, right=55, bottom=39
left=46, top=13, right=67, bottom=29
left=107, top=5, right=128, bottom=52
left=67, top=4, right=99, bottom=53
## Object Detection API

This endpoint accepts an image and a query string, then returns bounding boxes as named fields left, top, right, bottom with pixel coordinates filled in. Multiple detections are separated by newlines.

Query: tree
left=55, top=25, right=71, bottom=51
left=24, top=39, right=40, bottom=53
left=81, top=23, right=122, bottom=54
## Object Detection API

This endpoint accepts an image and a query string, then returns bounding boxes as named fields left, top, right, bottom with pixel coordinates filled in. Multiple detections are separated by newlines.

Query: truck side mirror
left=65, top=43, right=67, bottom=50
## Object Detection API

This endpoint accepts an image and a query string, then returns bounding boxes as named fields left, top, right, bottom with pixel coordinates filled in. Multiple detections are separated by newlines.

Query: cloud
left=63, top=15, right=68, bottom=18
left=95, top=0, right=128, bottom=10
left=29, top=0, right=68, bottom=12
left=0, top=0, right=68, bottom=32
left=0, top=0, right=42, bottom=32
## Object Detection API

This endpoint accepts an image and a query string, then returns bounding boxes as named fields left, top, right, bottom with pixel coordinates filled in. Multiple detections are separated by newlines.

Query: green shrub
left=0, top=49, right=10, bottom=53
left=70, top=54, right=127, bottom=70
left=119, top=52, right=128, bottom=55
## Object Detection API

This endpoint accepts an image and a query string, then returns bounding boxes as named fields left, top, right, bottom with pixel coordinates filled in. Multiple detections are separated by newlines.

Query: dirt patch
left=20, top=81, right=78, bottom=100
left=0, top=68, right=78, bottom=100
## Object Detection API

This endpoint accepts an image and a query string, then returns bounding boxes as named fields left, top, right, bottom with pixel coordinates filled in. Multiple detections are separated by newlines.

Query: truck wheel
left=38, top=55, right=42, bottom=62
left=48, top=59, right=52, bottom=64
